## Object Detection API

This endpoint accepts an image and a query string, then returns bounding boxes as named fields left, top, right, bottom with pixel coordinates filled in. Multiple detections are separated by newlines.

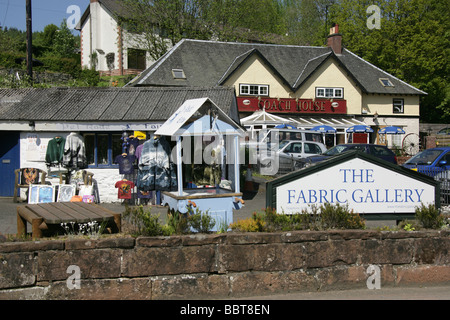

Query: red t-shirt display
left=115, top=179, right=135, bottom=199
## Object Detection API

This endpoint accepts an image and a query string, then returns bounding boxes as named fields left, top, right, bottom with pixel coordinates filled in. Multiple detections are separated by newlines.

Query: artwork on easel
left=57, top=184, right=76, bottom=202
left=28, top=185, right=55, bottom=204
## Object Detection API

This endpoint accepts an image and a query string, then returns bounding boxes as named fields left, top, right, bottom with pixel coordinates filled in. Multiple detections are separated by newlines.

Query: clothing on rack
left=126, top=137, right=140, bottom=155
left=63, top=132, right=87, bottom=169
left=115, top=179, right=135, bottom=199
left=114, top=154, right=136, bottom=175
left=45, top=136, right=66, bottom=166
left=136, top=136, right=177, bottom=191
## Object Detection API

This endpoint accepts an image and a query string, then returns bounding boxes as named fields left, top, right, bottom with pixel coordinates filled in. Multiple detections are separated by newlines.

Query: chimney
left=327, top=23, right=342, bottom=55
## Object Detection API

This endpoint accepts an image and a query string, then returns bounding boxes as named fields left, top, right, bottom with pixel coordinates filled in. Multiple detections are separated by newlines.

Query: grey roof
left=0, top=87, right=240, bottom=124
left=130, top=39, right=426, bottom=96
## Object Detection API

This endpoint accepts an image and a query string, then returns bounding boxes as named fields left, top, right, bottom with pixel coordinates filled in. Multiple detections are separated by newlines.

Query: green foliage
left=166, top=209, right=190, bottom=235
left=53, top=20, right=77, bottom=58
left=319, top=203, right=365, bottom=230
left=230, top=204, right=365, bottom=232
left=78, top=68, right=100, bottom=87
left=329, top=0, right=450, bottom=123
left=123, top=205, right=165, bottom=236
left=187, top=207, right=216, bottom=233
left=415, top=203, right=445, bottom=229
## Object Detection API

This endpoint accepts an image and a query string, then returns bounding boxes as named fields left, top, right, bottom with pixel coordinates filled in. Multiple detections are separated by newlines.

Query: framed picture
left=57, top=184, right=76, bottom=202
left=28, top=185, right=55, bottom=204
left=79, top=185, right=93, bottom=197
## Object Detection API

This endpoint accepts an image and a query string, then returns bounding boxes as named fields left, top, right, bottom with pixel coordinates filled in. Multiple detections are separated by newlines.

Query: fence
left=409, top=167, right=449, bottom=206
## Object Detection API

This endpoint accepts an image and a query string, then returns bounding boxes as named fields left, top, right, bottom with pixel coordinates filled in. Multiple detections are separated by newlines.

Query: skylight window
left=380, top=78, right=394, bottom=87
left=172, top=69, right=186, bottom=79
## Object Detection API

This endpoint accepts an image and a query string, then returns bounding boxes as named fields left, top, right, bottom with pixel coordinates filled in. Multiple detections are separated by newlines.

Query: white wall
left=19, top=132, right=124, bottom=203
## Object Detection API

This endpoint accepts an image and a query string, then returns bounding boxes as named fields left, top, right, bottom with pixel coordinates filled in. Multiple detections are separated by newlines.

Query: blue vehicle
left=402, top=147, right=450, bottom=177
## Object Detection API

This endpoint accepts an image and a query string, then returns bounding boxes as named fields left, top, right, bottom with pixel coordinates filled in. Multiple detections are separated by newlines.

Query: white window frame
left=393, top=98, right=404, bottom=114
left=172, top=69, right=186, bottom=79
left=379, top=78, right=394, bottom=87
left=315, top=87, right=344, bottom=99
left=239, top=84, right=269, bottom=96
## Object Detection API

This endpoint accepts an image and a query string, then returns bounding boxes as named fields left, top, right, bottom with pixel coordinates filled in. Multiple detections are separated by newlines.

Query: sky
left=0, top=0, right=90, bottom=33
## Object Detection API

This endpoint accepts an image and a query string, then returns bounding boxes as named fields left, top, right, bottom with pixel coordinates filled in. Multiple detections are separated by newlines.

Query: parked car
left=402, top=147, right=450, bottom=176
left=403, top=147, right=450, bottom=204
left=296, top=143, right=398, bottom=169
left=259, top=140, right=327, bottom=175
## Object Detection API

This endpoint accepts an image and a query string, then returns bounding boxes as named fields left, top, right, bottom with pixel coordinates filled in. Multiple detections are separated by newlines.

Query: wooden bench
left=17, top=202, right=121, bottom=239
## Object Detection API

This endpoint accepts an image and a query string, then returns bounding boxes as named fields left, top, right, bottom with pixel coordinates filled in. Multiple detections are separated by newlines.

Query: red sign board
left=237, top=97, right=347, bottom=114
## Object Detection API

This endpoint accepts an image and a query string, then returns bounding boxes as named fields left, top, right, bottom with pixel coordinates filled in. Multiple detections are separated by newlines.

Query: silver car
left=259, top=140, right=327, bottom=175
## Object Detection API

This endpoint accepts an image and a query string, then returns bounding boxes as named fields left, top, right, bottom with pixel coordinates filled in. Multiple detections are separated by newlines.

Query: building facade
left=76, top=0, right=169, bottom=76
left=131, top=25, right=426, bottom=148
left=0, top=87, right=239, bottom=201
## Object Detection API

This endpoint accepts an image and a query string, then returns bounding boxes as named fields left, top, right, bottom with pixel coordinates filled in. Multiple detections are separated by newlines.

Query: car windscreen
left=405, top=149, right=443, bottom=165
left=322, top=145, right=349, bottom=156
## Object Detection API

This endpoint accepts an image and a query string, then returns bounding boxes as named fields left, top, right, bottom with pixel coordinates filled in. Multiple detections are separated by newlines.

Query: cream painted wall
left=226, top=56, right=363, bottom=115
left=362, top=94, right=420, bottom=117
left=226, top=55, right=421, bottom=120
left=295, top=58, right=363, bottom=115
left=225, top=55, right=291, bottom=98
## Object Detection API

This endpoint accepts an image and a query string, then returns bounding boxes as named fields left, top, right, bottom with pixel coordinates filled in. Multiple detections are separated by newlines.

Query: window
left=84, top=133, right=122, bottom=168
left=380, top=78, right=394, bottom=87
left=393, top=99, right=404, bottom=114
left=315, top=87, right=344, bottom=99
left=172, top=69, right=186, bottom=79
left=304, top=143, right=323, bottom=154
left=239, top=84, right=269, bottom=96
left=128, top=48, right=146, bottom=70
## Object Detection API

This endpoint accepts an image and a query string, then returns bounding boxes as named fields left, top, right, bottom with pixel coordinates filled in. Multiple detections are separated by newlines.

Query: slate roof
left=130, top=39, right=426, bottom=96
left=0, top=87, right=240, bottom=124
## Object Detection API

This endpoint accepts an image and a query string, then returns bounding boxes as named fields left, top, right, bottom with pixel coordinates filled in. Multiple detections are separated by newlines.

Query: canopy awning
left=310, top=125, right=337, bottom=133
left=378, top=126, right=405, bottom=134
left=346, top=125, right=374, bottom=133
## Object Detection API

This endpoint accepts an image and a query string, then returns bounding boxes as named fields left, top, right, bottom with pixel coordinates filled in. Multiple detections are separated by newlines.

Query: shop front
left=0, top=87, right=240, bottom=203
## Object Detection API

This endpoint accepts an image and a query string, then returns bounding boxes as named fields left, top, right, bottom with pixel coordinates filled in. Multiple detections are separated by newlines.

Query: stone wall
left=0, top=230, right=449, bottom=300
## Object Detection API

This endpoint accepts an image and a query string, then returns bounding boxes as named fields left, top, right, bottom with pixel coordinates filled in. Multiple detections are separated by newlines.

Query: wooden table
left=17, top=202, right=121, bottom=239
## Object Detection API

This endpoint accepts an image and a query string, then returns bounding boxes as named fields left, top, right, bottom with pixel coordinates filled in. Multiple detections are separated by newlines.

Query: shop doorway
left=0, top=132, right=20, bottom=197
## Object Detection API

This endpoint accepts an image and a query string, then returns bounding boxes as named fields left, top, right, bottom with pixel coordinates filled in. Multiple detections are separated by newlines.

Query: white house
left=76, top=0, right=170, bottom=76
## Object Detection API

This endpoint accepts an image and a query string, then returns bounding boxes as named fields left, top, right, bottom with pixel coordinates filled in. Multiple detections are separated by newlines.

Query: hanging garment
left=126, top=137, right=140, bottom=156
left=136, top=136, right=177, bottom=191
left=63, top=132, right=87, bottom=169
left=114, top=154, right=136, bottom=175
left=115, top=179, right=135, bottom=199
left=45, top=136, right=66, bottom=166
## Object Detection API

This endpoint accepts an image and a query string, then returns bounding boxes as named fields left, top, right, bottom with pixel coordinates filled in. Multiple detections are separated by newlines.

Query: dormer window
left=172, top=69, right=186, bottom=79
left=380, top=78, right=394, bottom=87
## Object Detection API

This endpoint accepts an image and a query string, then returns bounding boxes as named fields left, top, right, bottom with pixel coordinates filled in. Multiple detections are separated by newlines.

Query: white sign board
left=155, top=98, right=209, bottom=136
left=276, top=158, right=436, bottom=214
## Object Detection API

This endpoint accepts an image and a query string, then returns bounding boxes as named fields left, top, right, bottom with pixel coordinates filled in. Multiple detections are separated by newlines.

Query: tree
left=328, top=0, right=449, bottom=123
left=119, top=0, right=289, bottom=61
left=53, top=20, right=76, bottom=58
